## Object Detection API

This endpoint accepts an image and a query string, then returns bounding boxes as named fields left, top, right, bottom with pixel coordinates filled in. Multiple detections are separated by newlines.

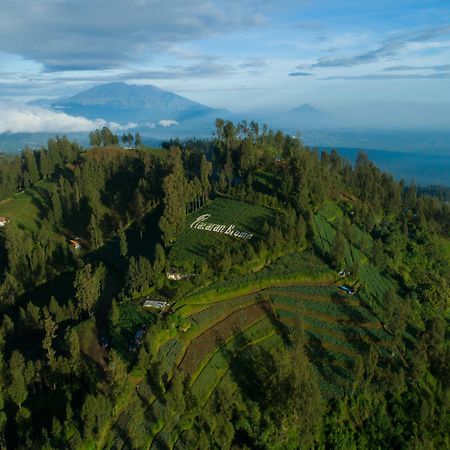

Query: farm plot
left=317, top=201, right=343, bottom=222
left=169, top=197, right=275, bottom=268
left=272, top=289, right=393, bottom=355
left=180, top=293, right=260, bottom=324
left=153, top=329, right=283, bottom=450
left=179, top=301, right=272, bottom=375
left=314, top=214, right=335, bottom=254
left=271, top=292, right=377, bottom=324
left=190, top=318, right=280, bottom=398
left=359, top=263, right=394, bottom=306
left=181, top=251, right=334, bottom=305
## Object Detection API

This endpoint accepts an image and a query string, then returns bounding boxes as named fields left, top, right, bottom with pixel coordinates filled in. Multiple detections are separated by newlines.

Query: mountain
left=290, top=103, right=320, bottom=114
left=32, top=82, right=229, bottom=134
left=272, top=103, right=337, bottom=130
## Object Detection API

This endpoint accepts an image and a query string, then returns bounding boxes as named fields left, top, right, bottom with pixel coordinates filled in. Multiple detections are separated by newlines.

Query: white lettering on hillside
left=190, top=214, right=253, bottom=240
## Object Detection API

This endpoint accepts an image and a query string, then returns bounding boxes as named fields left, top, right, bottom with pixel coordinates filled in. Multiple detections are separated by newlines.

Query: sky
left=0, top=0, right=450, bottom=132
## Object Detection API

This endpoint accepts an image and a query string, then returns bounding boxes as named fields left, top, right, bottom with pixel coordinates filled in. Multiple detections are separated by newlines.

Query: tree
left=153, top=244, right=166, bottom=275
left=8, top=351, right=28, bottom=409
left=135, top=132, right=142, bottom=147
left=74, top=264, right=102, bottom=316
left=88, top=213, right=103, bottom=248
left=106, top=349, right=127, bottom=396
left=199, top=154, right=212, bottom=200
left=126, top=256, right=153, bottom=294
left=127, top=132, right=134, bottom=147
left=159, top=148, right=186, bottom=245
left=118, top=224, right=128, bottom=257
left=109, top=299, right=120, bottom=327
left=42, top=309, right=58, bottom=367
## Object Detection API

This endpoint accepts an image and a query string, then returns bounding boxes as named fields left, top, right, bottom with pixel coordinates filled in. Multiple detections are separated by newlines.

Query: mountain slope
left=38, top=82, right=224, bottom=126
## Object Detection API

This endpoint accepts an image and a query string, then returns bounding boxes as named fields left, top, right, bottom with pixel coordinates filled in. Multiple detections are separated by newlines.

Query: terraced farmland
left=147, top=272, right=398, bottom=448
left=179, top=301, right=271, bottom=375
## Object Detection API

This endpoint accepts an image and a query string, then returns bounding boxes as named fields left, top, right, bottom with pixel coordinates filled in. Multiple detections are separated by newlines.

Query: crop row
left=275, top=303, right=391, bottom=346
left=183, top=295, right=259, bottom=340
left=360, top=263, right=392, bottom=303
left=314, top=215, right=334, bottom=253
left=317, top=202, right=342, bottom=222
left=275, top=310, right=364, bottom=355
left=190, top=319, right=280, bottom=400
left=179, top=302, right=271, bottom=375
left=269, top=285, right=337, bottom=296
left=272, top=293, right=376, bottom=323
left=162, top=330, right=282, bottom=449
left=182, top=251, right=334, bottom=304
left=169, top=197, right=274, bottom=266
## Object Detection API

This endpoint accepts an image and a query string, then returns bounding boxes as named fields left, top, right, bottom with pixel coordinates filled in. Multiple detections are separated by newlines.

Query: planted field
left=169, top=197, right=275, bottom=267
left=317, top=201, right=343, bottom=222
left=181, top=251, right=334, bottom=306
left=271, top=292, right=376, bottom=323
left=314, top=214, right=335, bottom=254
left=359, top=263, right=393, bottom=307
left=152, top=329, right=283, bottom=450
left=179, top=301, right=271, bottom=375
left=190, top=318, right=280, bottom=398
left=272, top=289, right=393, bottom=360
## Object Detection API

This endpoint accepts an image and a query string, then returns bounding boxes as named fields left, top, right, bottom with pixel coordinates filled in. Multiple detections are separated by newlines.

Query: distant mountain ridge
left=290, top=103, right=320, bottom=114
left=31, top=82, right=226, bottom=128
left=279, top=102, right=336, bottom=129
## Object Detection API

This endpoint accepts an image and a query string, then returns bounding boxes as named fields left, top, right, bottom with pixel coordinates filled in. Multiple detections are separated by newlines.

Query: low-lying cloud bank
left=0, top=101, right=103, bottom=133
left=0, top=101, right=136, bottom=133
left=158, top=119, right=178, bottom=127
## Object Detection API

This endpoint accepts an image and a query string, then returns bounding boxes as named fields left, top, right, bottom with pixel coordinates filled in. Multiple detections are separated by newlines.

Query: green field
left=313, top=201, right=395, bottom=317
left=169, top=197, right=275, bottom=268
left=0, top=179, right=57, bottom=233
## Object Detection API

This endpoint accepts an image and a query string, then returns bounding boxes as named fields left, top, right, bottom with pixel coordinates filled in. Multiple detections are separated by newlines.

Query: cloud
left=0, top=101, right=107, bottom=133
left=0, top=0, right=267, bottom=72
left=311, top=25, right=450, bottom=68
left=322, top=72, right=450, bottom=81
left=0, top=100, right=138, bottom=133
left=239, top=57, right=267, bottom=68
left=158, top=119, right=178, bottom=127
left=289, top=72, right=313, bottom=77
left=109, top=122, right=138, bottom=132
left=384, top=64, right=450, bottom=72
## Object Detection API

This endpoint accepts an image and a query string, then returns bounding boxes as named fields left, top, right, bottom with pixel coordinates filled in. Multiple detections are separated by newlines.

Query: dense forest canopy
left=0, top=120, right=449, bottom=449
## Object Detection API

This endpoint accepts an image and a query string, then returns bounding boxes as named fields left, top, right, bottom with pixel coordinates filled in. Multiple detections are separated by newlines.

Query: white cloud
left=0, top=100, right=109, bottom=133
left=158, top=119, right=178, bottom=127
left=109, top=121, right=138, bottom=132
left=0, top=0, right=268, bottom=72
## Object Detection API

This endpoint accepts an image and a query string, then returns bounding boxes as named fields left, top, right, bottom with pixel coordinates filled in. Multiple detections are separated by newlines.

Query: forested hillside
left=0, top=121, right=449, bottom=449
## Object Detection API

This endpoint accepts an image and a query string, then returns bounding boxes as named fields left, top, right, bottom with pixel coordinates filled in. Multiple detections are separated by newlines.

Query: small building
left=165, top=267, right=194, bottom=281
left=69, top=238, right=82, bottom=250
left=143, top=299, right=170, bottom=310
left=338, top=269, right=351, bottom=278
left=0, top=216, right=10, bottom=227
left=166, top=267, right=184, bottom=280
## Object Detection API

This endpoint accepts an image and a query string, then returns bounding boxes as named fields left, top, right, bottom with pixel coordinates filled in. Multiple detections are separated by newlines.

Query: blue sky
left=0, top=0, right=449, bottom=131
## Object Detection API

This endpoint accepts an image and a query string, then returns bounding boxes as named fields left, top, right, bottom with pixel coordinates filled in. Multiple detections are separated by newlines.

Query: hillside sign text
left=190, top=214, right=253, bottom=240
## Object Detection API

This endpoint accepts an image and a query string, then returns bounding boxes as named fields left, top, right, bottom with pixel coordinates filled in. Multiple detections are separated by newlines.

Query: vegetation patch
left=169, top=197, right=275, bottom=268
